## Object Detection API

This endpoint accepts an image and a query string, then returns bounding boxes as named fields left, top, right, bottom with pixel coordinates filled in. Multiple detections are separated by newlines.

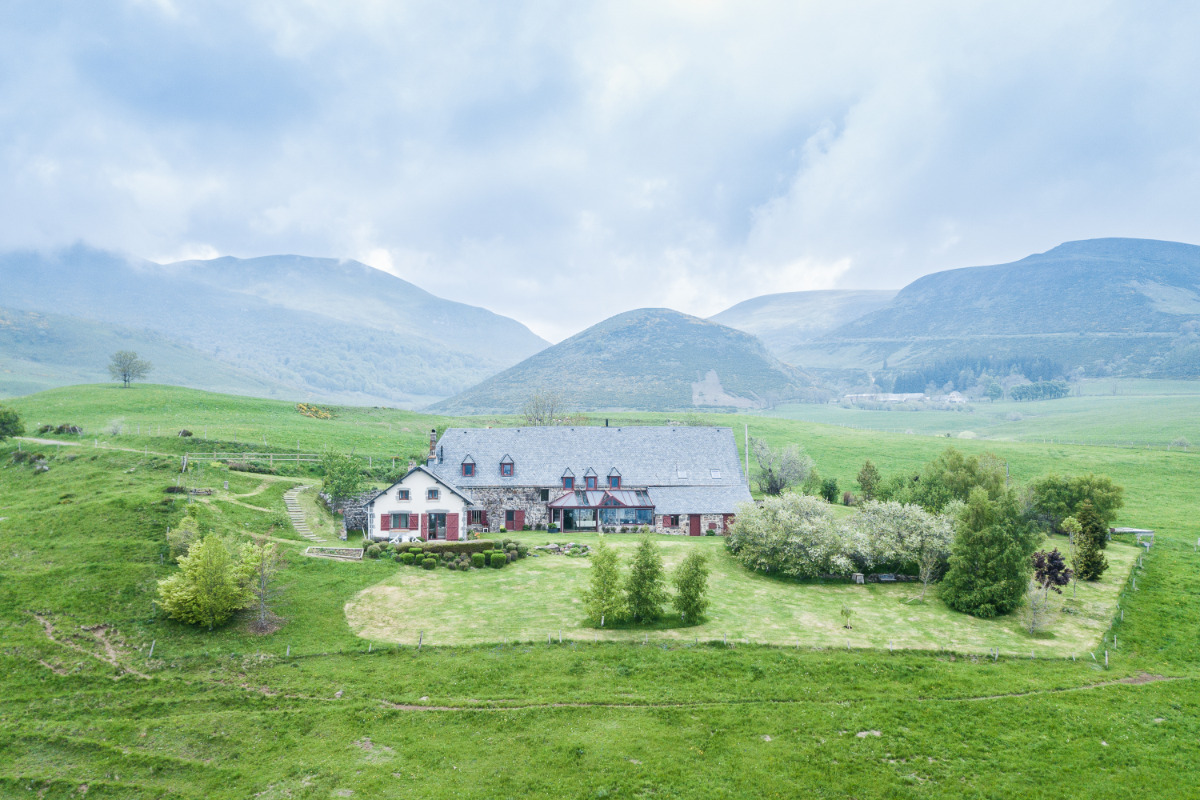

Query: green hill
left=709, top=289, right=896, bottom=358
left=790, top=238, right=1200, bottom=376
left=0, top=245, right=548, bottom=406
left=429, top=308, right=815, bottom=413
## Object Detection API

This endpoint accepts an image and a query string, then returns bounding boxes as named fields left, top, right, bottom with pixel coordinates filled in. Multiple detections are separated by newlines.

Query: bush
left=523, top=524, right=531, bottom=531
left=472, top=552, right=486, bottom=568
left=505, top=543, right=518, bottom=552
left=409, top=547, right=423, bottom=555
left=422, top=558, right=437, bottom=570
left=502, top=538, right=513, bottom=547
left=178, top=429, right=193, bottom=437
left=516, top=545, right=529, bottom=558
left=398, top=552, right=415, bottom=565
left=489, top=552, right=507, bottom=569
left=819, top=478, right=840, bottom=503
left=367, top=544, right=382, bottom=559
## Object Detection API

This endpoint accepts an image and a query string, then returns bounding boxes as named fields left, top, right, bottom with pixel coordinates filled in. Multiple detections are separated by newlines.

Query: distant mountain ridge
left=429, top=308, right=814, bottom=414
left=781, top=238, right=1200, bottom=377
left=0, top=246, right=548, bottom=404
left=709, top=290, right=896, bottom=358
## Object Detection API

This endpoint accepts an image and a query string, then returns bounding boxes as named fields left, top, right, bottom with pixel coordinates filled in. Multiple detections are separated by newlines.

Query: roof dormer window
left=608, top=467, right=621, bottom=489
left=461, top=455, right=476, bottom=477
left=500, top=455, right=514, bottom=477
left=585, top=476, right=598, bottom=490
left=710, top=469, right=721, bottom=479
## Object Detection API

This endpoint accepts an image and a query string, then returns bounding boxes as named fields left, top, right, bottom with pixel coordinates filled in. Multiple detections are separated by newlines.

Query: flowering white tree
left=850, top=500, right=955, bottom=598
left=726, top=493, right=855, bottom=578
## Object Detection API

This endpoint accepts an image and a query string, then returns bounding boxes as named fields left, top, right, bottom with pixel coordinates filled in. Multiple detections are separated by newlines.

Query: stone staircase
left=284, top=485, right=325, bottom=544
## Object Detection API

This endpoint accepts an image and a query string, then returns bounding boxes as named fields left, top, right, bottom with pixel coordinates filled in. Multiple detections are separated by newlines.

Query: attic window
left=608, top=475, right=621, bottom=489
left=585, top=476, right=598, bottom=490
left=562, top=476, right=574, bottom=489
left=500, top=455, right=514, bottom=477
left=710, top=469, right=721, bottom=479
left=462, top=462, right=475, bottom=477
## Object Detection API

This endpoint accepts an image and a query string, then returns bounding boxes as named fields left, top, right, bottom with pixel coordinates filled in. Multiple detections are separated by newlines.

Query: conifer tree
left=857, top=460, right=881, bottom=501
left=1073, top=501, right=1109, bottom=580
left=582, top=537, right=625, bottom=625
left=672, top=550, right=710, bottom=624
left=624, top=536, right=668, bottom=623
left=940, top=488, right=1037, bottom=617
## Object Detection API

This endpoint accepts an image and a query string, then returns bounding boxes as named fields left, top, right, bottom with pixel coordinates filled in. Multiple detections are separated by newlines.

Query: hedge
left=398, top=552, right=415, bottom=565
left=472, top=553, right=486, bottom=568
left=422, top=558, right=437, bottom=570
left=414, top=540, right=496, bottom=557
left=489, top=552, right=507, bottom=569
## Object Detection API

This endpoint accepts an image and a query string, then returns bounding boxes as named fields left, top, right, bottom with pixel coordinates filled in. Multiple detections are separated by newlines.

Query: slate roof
left=646, top=485, right=753, bottom=515
left=428, top=426, right=748, bottom=490
left=365, top=465, right=475, bottom=506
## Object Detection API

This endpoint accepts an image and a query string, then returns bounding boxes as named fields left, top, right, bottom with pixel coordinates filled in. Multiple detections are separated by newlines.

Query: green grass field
left=2, top=384, right=1199, bottom=798
left=759, top=379, right=1200, bottom=448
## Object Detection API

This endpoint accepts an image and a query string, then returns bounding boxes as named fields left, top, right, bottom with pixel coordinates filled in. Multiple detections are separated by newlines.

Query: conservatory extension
left=547, top=489, right=655, bottom=531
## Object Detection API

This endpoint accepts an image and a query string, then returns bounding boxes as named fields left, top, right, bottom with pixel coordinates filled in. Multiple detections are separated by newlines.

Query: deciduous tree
left=321, top=451, right=366, bottom=503
left=156, top=535, right=249, bottom=630
left=750, top=438, right=814, bottom=496
left=0, top=405, right=24, bottom=441
left=240, top=539, right=285, bottom=633
left=672, top=550, right=710, bottom=624
left=1025, top=548, right=1072, bottom=634
left=521, top=388, right=564, bottom=426
left=108, top=350, right=152, bottom=388
left=726, top=493, right=854, bottom=578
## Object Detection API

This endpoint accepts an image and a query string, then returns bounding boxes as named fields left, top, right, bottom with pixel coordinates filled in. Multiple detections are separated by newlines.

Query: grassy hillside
left=709, top=289, right=896, bottom=357
left=791, top=238, right=1200, bottom=376
left=2, top=384, right=1199, bottom=797
left=758, top=380, right=1200, bottom=448
left=0, top=245, right=548, bottom=407
left=430, top=308, right=814, bottom=414
left=0, top=307, right=297, bottom=400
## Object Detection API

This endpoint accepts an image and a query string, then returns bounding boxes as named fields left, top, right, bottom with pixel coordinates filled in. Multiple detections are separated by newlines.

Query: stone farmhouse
left=365, top=425, right=752, bottom=541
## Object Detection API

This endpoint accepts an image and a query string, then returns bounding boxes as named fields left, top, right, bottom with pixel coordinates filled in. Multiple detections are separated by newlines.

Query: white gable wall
left=368, top=469, right=469, bottom=541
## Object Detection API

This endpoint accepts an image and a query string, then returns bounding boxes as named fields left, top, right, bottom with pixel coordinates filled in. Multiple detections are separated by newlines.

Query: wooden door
left=689, top=515, right=701, bottom=536
left=420, top=513, right=429, bottom=540
left=514, top=510, right=526, bottom=531
left=446, top=513, right=459, bottom=541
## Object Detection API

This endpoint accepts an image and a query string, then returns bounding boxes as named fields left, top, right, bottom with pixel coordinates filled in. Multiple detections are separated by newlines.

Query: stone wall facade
left=653, top=513, right=731, bottom=536
left=465, top=487, right=549, bottom=533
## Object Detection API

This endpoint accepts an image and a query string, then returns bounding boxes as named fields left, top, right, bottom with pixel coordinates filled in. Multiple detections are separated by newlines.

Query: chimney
left=605, top=418, right=609, bottom=427
left=427, top=429, right=437, bottom=465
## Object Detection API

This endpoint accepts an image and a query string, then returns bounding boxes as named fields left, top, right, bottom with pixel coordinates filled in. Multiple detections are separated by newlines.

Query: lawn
left=346, top=532, right=1137, bottom=655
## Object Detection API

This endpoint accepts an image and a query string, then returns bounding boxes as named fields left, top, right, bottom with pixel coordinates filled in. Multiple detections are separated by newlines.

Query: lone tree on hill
left=108, top=350, right=152, bottom=388
left=0, top=405, right=24, bottom=441
left=750, top=437, right=814, bottom=495
left=624, top=536, right=668, bottom=623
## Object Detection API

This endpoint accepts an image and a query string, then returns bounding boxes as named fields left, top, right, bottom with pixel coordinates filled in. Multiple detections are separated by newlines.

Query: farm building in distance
left=366, top=425, right=752, bottom=540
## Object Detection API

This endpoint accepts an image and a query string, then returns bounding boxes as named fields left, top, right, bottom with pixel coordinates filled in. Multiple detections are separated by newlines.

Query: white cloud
left=2, top=1, right=1199, bottom=341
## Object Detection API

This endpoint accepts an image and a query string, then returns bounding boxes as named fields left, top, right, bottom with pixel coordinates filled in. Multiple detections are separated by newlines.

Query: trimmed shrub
left=472, top=552, right=486, bottom=568
left=507, top=551, right=517, bottom=563
left=367, top=544, right=382, bottom=559
left=489, top=552, right=507, bottom=569
left=502, top=538, right=513, bottom=547
left=398, top=552, right=415, bottom=565
left=422, top=557, right=437, bottom=570
left=409, top=547, right=423, bottom=556
left=516, top=545, right=529, bottom=558
left=505, top=543, right=518, bottom=552
left=415, top=540, right=495, bottom=557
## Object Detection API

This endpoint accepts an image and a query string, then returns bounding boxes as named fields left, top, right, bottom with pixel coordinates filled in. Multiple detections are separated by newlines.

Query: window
left=501, top=462, right=514, bottom=477
left=427, top=488, right=440, bottom=500
left=710, top=469, right=721, bottom=479
left=540, top=489, right=550, bottom=501
left=462, top=462, right=475, bottom=477
left=468, top=509, right=485, bottom=525
left=391, top=513, right=410, bottom=529
left=585, top=476, right=597, bottom=490
left=608, top=475, right=621, bottom=489
left=665, top=514, right=679, bottom=527
left=505, top=510, right=517, bottom=526
left=397, top=489, right=410, bottom=500
left=562, top=476, right=574, bottom=489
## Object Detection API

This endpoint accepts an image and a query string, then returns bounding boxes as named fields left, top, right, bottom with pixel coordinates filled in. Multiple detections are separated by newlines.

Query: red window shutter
left=380, top=513, right=390, bottom=530
left=410, top=514, right=419, bottom=530
left=481, top=510, right=488, bottom=526
left=420, top=514, right=428, bottom=539
left=514, top=510, right=525, bottom=531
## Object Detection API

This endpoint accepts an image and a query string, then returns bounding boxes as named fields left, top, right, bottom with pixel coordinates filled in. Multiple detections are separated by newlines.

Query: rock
left=334, top=690, right=344, bottom=698
left=856, top=730, right=881, bottom=738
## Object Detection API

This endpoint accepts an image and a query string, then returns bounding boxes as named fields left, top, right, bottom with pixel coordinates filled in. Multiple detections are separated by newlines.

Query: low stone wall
left=320, top=490, right=375, bottom=532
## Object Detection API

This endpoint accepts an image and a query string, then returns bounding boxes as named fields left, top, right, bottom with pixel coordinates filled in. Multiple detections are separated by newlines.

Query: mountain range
left=0, top=246, right=547, bottom=406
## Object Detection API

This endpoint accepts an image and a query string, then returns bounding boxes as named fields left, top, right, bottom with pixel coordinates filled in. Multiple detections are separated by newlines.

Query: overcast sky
left=3, top=1, right=1199, bottom=341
